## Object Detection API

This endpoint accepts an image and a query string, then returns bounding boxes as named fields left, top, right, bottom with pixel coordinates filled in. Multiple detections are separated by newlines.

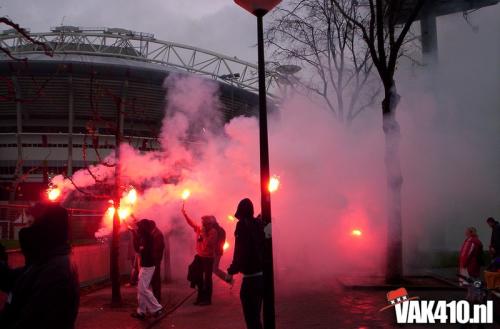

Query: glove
left=225, top=274, right=234, bottom=284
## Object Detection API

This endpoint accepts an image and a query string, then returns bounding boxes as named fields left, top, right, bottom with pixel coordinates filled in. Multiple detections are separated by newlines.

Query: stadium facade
left=0, top=26, right=278, bottom=203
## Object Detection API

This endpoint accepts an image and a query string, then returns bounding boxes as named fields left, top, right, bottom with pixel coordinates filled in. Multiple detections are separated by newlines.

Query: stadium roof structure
left=0, top=26, right=280, bottom=96
left=393, top=0, right=499, bottom=23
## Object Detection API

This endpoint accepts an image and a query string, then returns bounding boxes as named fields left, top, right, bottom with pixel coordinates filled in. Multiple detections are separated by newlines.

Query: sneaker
left=153, top=309, right=165, bottom=318
left=197, top=300, right=211, bottom=306
left=131, top=312, right=146, bottom=320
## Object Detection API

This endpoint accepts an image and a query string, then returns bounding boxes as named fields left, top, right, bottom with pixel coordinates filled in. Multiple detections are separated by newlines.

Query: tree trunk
left=382, top=83, right=403, bottom=283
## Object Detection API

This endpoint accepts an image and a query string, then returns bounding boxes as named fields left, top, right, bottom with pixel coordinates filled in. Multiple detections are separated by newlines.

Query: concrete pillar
left=420, top=9, right=438, bottom=66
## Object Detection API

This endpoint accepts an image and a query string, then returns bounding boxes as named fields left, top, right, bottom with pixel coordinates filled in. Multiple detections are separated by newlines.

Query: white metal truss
left=0, top=26, right=280, bottom=96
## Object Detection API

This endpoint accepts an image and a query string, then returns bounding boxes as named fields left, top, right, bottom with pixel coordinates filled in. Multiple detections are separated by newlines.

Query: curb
left=336, top=275, right=464, bottom=291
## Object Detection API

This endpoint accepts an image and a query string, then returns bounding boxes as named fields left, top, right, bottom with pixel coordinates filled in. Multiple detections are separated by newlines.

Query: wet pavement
left=4, top=273, right=499, bottom=328
left=157, top=276, right=500, bottom=329
left=76, top=280, right=194, bottom=329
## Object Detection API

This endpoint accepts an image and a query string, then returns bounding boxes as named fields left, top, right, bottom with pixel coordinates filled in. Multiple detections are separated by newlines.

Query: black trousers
left=197, top=256, right=214, bottom=303
left=240, top=275, right=264, bottom=329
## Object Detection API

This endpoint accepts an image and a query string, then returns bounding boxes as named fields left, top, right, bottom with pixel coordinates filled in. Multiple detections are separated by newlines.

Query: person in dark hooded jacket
left=131, top=219, right=164, bottom=319
left=227, top=198, right=265, bottom=329
left=149, top=220, right=165, bottom=303
left=0, top=204, right=80, bottom=329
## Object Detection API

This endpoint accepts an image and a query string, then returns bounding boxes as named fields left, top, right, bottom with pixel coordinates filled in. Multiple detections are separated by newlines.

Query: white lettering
left=394, top=302, right=409, bottom=323
left=433, top=301, right=448, bottom=323
left=407, top=301, right=420, bottom=323
left=456, top=301, right=470, bottom=324
left=418, top=301, right=435, bottom=323
left=392, top=298, right=493, bottom=324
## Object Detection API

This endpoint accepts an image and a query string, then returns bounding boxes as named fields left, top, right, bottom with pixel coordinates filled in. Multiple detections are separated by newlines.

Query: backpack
left=215, top=224, right=226, bottom=255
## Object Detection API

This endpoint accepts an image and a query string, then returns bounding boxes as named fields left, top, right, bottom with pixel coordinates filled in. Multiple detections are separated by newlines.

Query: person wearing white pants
left=131, top=219, right=164, bottom=320
left=137, top=266, right=163, bottom=315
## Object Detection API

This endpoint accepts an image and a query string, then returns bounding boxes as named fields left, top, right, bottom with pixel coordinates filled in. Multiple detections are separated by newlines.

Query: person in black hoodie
left=227, top=198, right=265, bottom=329
left=149, top=220, right=165, bottom=303
left=0, top=204, right=80, bottom=329
left=131, top=219, right=163, bottom=319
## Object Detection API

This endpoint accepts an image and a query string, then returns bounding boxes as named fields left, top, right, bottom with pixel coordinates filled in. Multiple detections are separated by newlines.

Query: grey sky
left=1, top=1, right=499, bottom=68
left=1, top=0, right=259, bottom=62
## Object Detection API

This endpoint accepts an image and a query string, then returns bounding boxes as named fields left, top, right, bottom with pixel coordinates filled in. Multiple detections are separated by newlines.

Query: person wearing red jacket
left=181, top=205, right=218, bottom=305
left=459, top=227, right=483, bottom=285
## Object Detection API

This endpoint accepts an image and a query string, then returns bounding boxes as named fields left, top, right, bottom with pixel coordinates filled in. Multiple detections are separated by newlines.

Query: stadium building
left=0, top=26, right=280, bottom=238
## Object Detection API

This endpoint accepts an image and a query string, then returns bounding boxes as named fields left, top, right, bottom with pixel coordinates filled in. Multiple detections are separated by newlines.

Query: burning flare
left=268, top=175, right=280, bottom=193
left=118, top=207, right=131, bottom=221
left=181, top=189, right=191, bottom=200
left=351, top=229, right=363, bottom=237
left=105, top=188, right=137, bottom=224
left=227, top=215, right=236, bottom=222
left=223, top=241, right=230, bottom=251
left=125, top=188, right=137, bottom=204
left=47, top=187, right=61, bottom=202
left=106, top=204, right=116, bottom=220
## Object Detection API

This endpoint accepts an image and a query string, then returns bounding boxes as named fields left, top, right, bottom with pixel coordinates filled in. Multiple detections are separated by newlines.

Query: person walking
left=226, top=198, right=265, bottom=329
left=181, top=205, right=218, bottom=305
left=131, top=219, right=164, bottom=319
left=459, top=227, right=483, bottom=285
left=150, top=220, right=165, bottom=303
left=126, top=221, right=140, bottom=287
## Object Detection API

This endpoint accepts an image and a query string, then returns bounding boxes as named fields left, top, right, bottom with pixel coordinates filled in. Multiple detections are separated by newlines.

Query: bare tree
left=266, top=0, right=379, bottom=124
left=330, top=0, right=427, bottom=282
left=0, top=17, right=53, bottom=202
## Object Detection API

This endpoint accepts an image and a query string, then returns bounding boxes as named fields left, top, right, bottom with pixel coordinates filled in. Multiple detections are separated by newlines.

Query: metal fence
left=0, top=203, right=104, bottom=240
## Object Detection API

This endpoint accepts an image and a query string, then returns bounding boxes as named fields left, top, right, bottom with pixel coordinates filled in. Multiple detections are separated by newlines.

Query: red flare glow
left=118, top=207, right=131, bottom=220
left=181, top=189, right=191, bottom=200
left=268, top=175, right=280, bottom=193
left=125, top=188, right=137, bottom=204
left=351, top=229, right=362, bottom=237
left=47, top=187, right=61, bottom=202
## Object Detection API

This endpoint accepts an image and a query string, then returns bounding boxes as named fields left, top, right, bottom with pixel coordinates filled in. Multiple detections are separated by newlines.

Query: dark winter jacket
left=490, top=223, right=500, bottom=257
left=0, top=247, right=80, bottom=329
left=0, top=204, right=79, bottom=329
left=135, top=219, right=155, bottom=267
left=227, top=199, right=264, bottom=275
left=151, top=226, right=165, bottom=265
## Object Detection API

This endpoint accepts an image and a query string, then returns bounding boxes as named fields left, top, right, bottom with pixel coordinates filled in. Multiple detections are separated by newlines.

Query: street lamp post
left=234, top=1, right=281, bottom=328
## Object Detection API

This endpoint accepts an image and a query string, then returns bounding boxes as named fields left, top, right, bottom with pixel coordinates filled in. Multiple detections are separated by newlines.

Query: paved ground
left=156, top=276, right=500, bottom=329
left=4, top=272, right=499, bottom=329
left=76, top=280, right=195, bottom=329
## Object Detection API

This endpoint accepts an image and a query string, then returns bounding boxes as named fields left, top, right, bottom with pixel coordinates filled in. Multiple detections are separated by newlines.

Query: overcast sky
left=1, top=1, right=499, bottom=65
left=1, top=0, right=260, bottom=62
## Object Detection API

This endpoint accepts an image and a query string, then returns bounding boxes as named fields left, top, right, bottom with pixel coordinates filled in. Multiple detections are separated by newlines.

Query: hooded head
left=21, top=204, right=70, bottom=263
left=137, top=219, right=152, bottom=235
left=32, top=204, right=69, bottom=250
left=235, top=198, right=254, bottom=220
left=201, top=215, right=217, bottom=227
left=487, top=217, right=497, bottom=228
